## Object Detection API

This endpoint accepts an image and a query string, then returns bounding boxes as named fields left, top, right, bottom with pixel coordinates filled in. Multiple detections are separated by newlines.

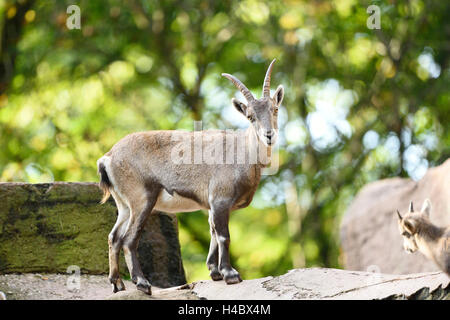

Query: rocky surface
left=0, top=268, right=448, bottom=300
left=340, top=159, right=450, bottom=274
left=0, top=182, right=186, bottom=288
left=0, top=273, right=122, bottom=300
left=189, top=268, right=450, bottom=300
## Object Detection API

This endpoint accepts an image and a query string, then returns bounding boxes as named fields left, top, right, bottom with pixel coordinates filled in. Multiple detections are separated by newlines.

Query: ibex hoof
left=210, top=269, right=223, bottom=281
left=109, top=277, right=125, bottom=293
left=136, top=280, right=152, bottom=295
left=110, top=278, right=126, bottom=293
left=223, top=269, right=242, bottom=285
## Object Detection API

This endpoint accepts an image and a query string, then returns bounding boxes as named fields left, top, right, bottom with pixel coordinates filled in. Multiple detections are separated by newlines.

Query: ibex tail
left=97, top=158, right=112, bottom=204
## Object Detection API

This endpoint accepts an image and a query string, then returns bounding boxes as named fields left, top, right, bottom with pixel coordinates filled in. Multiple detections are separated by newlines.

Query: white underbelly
left=154, top=189, right=205, bottom=213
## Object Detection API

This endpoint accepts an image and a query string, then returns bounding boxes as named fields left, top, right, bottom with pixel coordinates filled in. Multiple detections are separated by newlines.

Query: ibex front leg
left=209, top=200, right=242, bottom=284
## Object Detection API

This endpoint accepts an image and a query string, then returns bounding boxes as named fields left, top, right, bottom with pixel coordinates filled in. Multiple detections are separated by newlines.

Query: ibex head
left=222, top=59, right=284, bottom=147
left=396, top=199, right=432, bottom=253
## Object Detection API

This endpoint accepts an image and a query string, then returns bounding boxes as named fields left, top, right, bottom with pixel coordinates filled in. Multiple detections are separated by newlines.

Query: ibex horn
left=263, top=59, right=276, bottom=97
left=222, top=73, right=255, bottom=102
left=409, top=201, right=414, bottom=213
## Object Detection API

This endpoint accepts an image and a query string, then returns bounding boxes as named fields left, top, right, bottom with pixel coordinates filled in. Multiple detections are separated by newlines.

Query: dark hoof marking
left=210, top=270, right=224, bottom=281
left=136, top=282, right=152, bottom=295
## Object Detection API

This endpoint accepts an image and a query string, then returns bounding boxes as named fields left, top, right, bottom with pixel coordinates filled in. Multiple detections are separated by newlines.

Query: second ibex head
left=222, top=59, right=284, bottom=147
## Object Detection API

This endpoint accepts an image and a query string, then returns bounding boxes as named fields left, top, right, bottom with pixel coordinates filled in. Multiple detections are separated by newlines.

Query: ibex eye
left=247, top=115, right=254, bottom=121
left=402, top=231, right=411, bottom=238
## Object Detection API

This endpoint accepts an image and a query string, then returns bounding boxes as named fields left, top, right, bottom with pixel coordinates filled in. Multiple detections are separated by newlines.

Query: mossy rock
left=0, top=182, right=186, bottom=288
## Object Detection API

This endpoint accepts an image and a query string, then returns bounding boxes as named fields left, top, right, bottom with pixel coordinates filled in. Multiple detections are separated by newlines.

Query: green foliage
left=0, top=0, right=449, bottom=282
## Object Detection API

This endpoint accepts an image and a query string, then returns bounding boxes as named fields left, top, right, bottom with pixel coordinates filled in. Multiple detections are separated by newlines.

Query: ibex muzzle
left=97, top=59, right=284, bottom=294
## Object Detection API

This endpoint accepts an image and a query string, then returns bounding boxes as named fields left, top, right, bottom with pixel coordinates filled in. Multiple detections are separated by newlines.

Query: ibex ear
left=232, top=98, right=247, bottom=116
left=273, top=85, right=284, bottom=107
left=420, top=199, right=432, bottom=217
left=404, top=219, right=417, bottom=234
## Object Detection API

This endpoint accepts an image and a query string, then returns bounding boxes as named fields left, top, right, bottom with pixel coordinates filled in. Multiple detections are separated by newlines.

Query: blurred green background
left=0, top=0, right=449, bottom=282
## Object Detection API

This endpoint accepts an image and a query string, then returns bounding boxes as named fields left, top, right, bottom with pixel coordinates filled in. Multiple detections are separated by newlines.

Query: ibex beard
left=97, top=59, right=284, bottom=294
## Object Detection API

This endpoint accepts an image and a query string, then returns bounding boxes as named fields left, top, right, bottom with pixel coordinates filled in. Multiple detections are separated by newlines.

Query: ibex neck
left=417, top=222, right=445, bottom=242
left=416, top=222, right=446, bottom=260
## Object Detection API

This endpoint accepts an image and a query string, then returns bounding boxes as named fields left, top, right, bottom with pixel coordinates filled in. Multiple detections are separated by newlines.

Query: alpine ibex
left=97, top=59, right=284, bottom=294
left=397, top=199, right=450, bottom=276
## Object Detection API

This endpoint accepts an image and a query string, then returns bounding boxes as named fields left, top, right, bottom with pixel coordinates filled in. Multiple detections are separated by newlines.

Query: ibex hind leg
left=108, top=190, right=130, bottom=293
left=121, top=190, right=159, bottom=295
